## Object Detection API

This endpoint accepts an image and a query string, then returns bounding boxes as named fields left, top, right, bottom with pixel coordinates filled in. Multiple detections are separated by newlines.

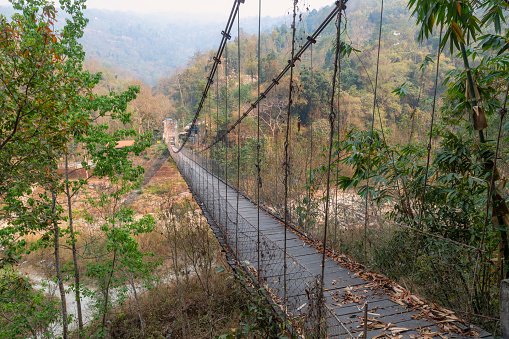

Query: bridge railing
left=170, top=146, right=352, bottom=338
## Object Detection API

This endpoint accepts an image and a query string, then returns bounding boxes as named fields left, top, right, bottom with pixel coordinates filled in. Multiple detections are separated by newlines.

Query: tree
left=295, top=68, right=332, bottom=124
left=0, top=1, right=151, bottom=337
left=0, top=4, right=89, bottom=336
left=0, top=267, right=60, bottom=338
left=83, top=199, right=157, bottom=337
left=0, top=3, right=79, bottom=254
left=408, top=0, right=509, bottom=278
left=128, top=80, right=171, bottom=135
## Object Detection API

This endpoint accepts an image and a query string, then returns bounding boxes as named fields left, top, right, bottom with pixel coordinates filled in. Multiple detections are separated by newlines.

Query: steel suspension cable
left=225, top=40, right=229, bottom=248
left=410, top=26, right=444, bottom=283
left=176, top=0, right=242, bottom=153
left=307, top=43, right=314, bottom=233
left=217, top=69, right=221, bottom=233
left=200, top=1, right=343, bottom=153
left=321, top=0, right=343, bottom=285
left=235, top=1, right=241, bottom=260
left=209, top=83, right=213, bottom=220
left=284, top=0, right=299, bottom=317
left=470, top=78, right=509, bottom=320
left=199, top=97, right=203, bottom=196
left=256, top=0, right=262, bottom=278
left=275, top=84, right=279, bottom=211
left=334, top=16, right=344, bottom=248
left=364, top=0, right=384, bottom=260
left=210, top=80, right=215, bottom=220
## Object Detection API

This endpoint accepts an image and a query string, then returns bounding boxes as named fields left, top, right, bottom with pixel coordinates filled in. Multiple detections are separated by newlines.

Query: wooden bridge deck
left=171, top=148, right=492, bottom=339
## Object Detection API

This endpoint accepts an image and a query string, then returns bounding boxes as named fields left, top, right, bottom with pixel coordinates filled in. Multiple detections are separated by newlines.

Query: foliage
left=0, top=3, right=79, bottom=187
left=0, top=3, right=87, bottom=263
left=325, top=126, right=504, bottom=323
left=295, top=68, right=332, bottom=124
left=0, top=1, right=154, bottom=337
left=0, top=0, right=148, bottom=261
left=101, top=271, right=245, bottom=338
left=330, top=127, right=500, bottom=244
left=0, top=268, right=59, bottom=338
left=83, top=190, right=158, bottom=335
left=217, top=269, right=289, bottom=339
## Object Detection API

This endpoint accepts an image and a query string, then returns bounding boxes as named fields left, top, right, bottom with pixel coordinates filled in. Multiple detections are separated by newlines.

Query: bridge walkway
left=170, top=148, right=492, bottom=339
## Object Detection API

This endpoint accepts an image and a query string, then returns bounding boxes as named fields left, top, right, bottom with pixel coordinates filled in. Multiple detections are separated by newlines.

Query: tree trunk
left=460, top=42, right=509, bottom=281
left=170, top=214, right=188, bottom=337
left=129, top=278, right=145, bottom=336
left=52, top=192, right=69, bottom=339
left=65, top=153, right=84, bottom=337
left=177, top=73, right=186, bottom=108
left=102, top=249, right=117, bottom=331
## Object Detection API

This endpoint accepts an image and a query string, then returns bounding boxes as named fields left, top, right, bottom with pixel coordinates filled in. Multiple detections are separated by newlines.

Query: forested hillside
left=161, top=0, right=455, bottom=143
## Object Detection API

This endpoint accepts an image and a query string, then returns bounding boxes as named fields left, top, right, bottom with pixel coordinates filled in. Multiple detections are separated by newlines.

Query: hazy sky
left=0, top=0, right=335, bottom=17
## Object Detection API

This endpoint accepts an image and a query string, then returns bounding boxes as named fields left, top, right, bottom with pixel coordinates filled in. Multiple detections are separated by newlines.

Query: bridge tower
left=163, top=118, right=178, bottom=146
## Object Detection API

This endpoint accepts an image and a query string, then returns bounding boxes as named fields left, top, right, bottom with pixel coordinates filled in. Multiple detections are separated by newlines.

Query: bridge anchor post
left=502, top=279, right=509, bottom=338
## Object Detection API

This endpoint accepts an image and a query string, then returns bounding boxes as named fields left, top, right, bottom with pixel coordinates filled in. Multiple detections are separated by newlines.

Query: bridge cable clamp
left=222, top=31, right=232, bottom=40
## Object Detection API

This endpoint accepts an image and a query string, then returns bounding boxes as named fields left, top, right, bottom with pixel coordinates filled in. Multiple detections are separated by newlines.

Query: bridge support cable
left=208, top=90, right=213, bottom=230
left=199, top=1, right=343, bottom=153
left=176, top=0, right=243, bottom=153
left=256, top=0, right=262, bottom=279
left=275, top=84, right=279, bottom=214
left=364, top=0, right=384, bottom=261
left=410, top=26, right=443, bottom=288
left=235, top=3, right=241, bottom=262
left=225, top=39, right=229, bottom=250
left=334, top=21, right=343, bottom=248
left=216, top=70, right=221, bottom=234
left=283, top=0, right=299, bottom=318
left=306, top=42, right=315, bottom=238
left=320, top=0, right=344, bottom=294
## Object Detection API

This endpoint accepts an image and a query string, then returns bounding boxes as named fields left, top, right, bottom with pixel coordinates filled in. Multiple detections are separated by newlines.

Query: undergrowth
left=81, top=266, right=295, bottom=339
left=95, top=272, right=244, bottom=338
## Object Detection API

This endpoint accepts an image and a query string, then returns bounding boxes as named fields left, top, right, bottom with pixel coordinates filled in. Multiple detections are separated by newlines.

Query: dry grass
left=99, top=268, right=244, bottom=339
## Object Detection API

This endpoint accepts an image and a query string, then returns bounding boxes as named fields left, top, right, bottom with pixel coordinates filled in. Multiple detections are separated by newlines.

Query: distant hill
left=80, top=9, right=224, bottom=84
left=0, top=6, right=284, bottom=84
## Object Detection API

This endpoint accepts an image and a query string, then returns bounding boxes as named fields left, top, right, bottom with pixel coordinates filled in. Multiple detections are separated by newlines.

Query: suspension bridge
left=162, top=0, right=500, bottom=337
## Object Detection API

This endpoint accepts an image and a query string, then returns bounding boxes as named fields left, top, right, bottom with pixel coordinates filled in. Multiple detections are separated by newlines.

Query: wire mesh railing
left=170, top=146, right=353, bottom=338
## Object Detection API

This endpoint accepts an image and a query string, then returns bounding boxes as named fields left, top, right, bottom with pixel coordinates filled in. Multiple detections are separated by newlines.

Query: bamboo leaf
left=451, top=22, right=465, bottom=43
